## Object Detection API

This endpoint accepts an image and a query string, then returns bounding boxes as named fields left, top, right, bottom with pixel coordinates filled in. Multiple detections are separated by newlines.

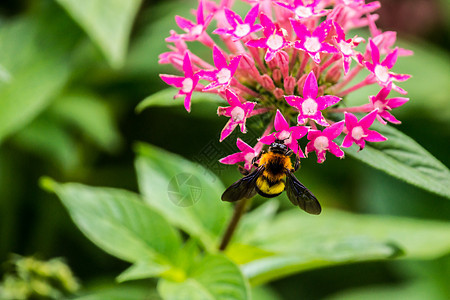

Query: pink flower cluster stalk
left=160, top=0, right=411, bottom=166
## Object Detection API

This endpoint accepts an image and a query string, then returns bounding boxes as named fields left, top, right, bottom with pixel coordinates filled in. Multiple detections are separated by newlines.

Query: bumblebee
left=221, top=139, right=321, bottom=215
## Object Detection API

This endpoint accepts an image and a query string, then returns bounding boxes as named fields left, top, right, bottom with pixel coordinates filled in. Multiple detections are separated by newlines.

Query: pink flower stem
left=330, top=104, right=372, bottom=113
left=289, top=49, right=299, bottom=71
left=308, top=119, right=317, bottom=130
left=231, top=79, right=259, bottom=97
left=320, top=55, right=339, bottom=72
left=332, top=65, right=363, bottom=92
left=296, top=53, right=309, bottom=80
left=249, top=107, right=272, bottom=117
left=336, top=79, right=370, bottom=97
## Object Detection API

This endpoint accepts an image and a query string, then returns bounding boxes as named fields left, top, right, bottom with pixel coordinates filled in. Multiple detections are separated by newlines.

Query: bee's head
left=269, top=139, right=289, bottom=154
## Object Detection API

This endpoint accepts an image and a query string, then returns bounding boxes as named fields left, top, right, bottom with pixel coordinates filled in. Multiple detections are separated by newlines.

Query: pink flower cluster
left=159, top=0, right=411, bottom=166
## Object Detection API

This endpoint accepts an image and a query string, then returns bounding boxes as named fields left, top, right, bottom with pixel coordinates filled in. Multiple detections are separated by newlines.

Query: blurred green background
left=0, top=0, right=448, bottom=299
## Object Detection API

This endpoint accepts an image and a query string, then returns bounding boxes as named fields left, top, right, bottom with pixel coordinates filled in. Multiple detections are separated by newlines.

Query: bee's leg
left=238, top=165, right=250, bottom=176
left=294, top=154, right=301, bottom=172
left=251, top=151, right=263, bottom=167
left=285, top=149, right=293, bottom=156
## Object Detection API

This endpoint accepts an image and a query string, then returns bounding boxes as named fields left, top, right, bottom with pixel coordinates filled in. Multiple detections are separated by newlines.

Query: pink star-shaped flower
left=333, top=22, right=363, bottom=74
left=365, top=39, right=411, bottom=94
left=259, top=110, right=309, bottom=157
left=368, top=83, right=409, bottom=125
left=291, top=19, right=338, bottom=64
left=219, top=138, right=263, bottom=170
left=197, top=46, right=241, bottom=91
left=275, top=0, right=329, bottom=20
left=246, top=14, right=290, bottom=61
left=306, top=120, right=345, bottom=163
left=341, top=110, right=387, bottom=150
left=160, top=52, right=199, bottom=112
left=168, top=0, right=213, bottom=42
left=217, top=89, right=256, bottom=141
left=285, top=71, right=341, bottom=126
left=213, top=5, right=263, bottom=41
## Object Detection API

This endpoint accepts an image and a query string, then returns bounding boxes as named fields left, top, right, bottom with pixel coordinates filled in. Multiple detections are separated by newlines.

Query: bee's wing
left=221, top=166, right=265, bottom=202
left=285, top=171, right=321, bottom=215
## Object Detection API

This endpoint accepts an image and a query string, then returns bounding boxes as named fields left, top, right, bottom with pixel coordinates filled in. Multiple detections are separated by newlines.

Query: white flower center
left=190, top=25, right=203, bottom=36
left=351, top=126, right=366, bottom=140
left=181, top=78, right=193, bottom=93
left=302, top=98, right=318, bottom=116
left=266, top=34, right=283, bottom=50
left=231, top=106, right=245, bottom=122
left=278, top=130, right=292, bottom=144
left=217, top=68, right=231, bottom=84
left=295, top=6, right=313, bottom=18
left=304, top=36, right=321, bottom=53
left=314, top=136, right=329, bottom=152
left=374, top=65, right=389, bottom=83
left=234, top=23, right=250, bottom=37
left=374, top=100, right=385, bottom=111
left=339, top=40, right=353, bottom=55
left=244, top=152, right=255, bottom=163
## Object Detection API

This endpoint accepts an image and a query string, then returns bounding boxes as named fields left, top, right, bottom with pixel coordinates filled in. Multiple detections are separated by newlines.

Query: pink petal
left=380, top=110, right=401, bottom=124
left=316, top=150, right=327, bottom=163
left=219, top=152, right=244, bottom=165
left=224, top=8, right=241, bottom=27
left=317, top=95, right=341, bottom=109
left=160, top=74, right=184, bottom=87
left=359, top=109, right=378, bottom=129
left=341, top=134, right=354, bottom=148
left=244, top=4, right=259, bottom=24
left=175, top=16, right=195, bottom=30
left=225, top=89, right=242, bottom=107
left=274, top=110, right=290, bottom=131
left=375, top=84, right=392, bottom=101
left=314, top=19, right=332, bottom=41
left=213, top=46, right=227, bottom=68
left=220, top=120, right=238, bottom=142
left=388, top=97, right=409, bottom=109
left=344, top=112, right=358, bottom=129
left=184, top=92, right=193, bottom=112
left=196, top=0, right=205, bottom=24
left=182, top=52, right=194, bottom=77
left=365, top=130, right=387, bottom=142
left=390, top=73, right=411, bottom=82
left=236, top=138, right=254, bottom=153
left=291, top=126, right=309, bottom=139
left=228, top=56, right=242, bottom=75
left=307, top=129, right=321, bottom=140
left=324, top=120, right=345, bottom=139
left=303, top=72, right=318, bottom=99
left=284, top=95, right=302, bottom=109
left=320, top=43, right=338, bottom=54
left=382, top=48, right=398, bottom=69
left=260, top=14, right=275, bottom=37
left=369, top=39, right=380, bottom=64
left=246, top=37, right=269, bottom=49
left=305, top=140, right=316, bottom=154
left=328, top=141, right=344, bottom=158
left=290, top=19, right=310, bottom=39
left=259, top=133, right=276, bottom=145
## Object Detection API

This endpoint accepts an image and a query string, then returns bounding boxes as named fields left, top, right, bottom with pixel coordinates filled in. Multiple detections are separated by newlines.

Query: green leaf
left=117, top=261, right=171, bottom=283
left=158, top=254, right=250, bottom=300
left=73, top=283, right=159, bottom=300
left=338, top=123, right=450, bottom=199
left=49, top=91, right=122, bottom=152
left=41, top=178, right=182, bottom=264
left=56, top=0, right=142, bottom=68
left=235, top=209, right=450, bottom=285
left=134, top=143, right=232, bottom=251
left=136, top=88, right=224, bottom=113
left=0, top=5, right=82, bottom=144
left=10, top=117, right=81, bottom=172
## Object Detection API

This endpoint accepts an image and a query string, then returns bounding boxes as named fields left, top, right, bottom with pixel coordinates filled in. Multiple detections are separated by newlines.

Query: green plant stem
left=219, top=198, right=251, bottom=251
